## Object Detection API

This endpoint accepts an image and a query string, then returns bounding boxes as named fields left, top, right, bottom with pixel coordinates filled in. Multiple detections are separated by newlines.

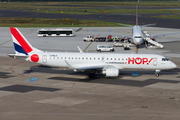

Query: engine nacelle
left=150, top=37, right=156, bottom=41
left=120, top=37, right=126, bottom=42
left=102, top=68, right=119, bottom=77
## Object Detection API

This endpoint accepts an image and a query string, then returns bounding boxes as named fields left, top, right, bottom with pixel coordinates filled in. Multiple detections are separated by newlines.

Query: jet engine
left=150, top=37, right=156, bottom=41
left=120, top=37, right=126, bottom=42
left=102, top=68, right=119, bottom=77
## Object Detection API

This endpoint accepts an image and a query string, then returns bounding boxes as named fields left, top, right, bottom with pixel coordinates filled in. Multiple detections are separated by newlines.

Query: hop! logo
left=128, top=57, right=153, bottom=65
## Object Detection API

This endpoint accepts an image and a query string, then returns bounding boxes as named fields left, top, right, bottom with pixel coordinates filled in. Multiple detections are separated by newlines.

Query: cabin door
left=153, top=57, right=158, bottom=66
left=42, top=55, right=47, bottom=63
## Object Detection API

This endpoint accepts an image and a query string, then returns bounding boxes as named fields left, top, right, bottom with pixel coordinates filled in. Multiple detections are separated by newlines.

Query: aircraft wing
left=74, top=28, right=83, bottom=32
left=88, top=31, right=131, bottom=39
left=76, top=66, right=104, bottom=71
left=141, top=23, right=156, bottom=27
left=150, top=32, right=180, bottom=37
left=76, top=65, right=124, bottom=71
left=65, top=60, right=105, bottom=70
left=64, top=60, right=124, bottom=71
left=117, top=23, right=133, bottom=27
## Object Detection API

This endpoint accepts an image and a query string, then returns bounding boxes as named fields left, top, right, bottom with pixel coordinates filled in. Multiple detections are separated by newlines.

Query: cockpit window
left=162, top=58, right=169, bottom=61
left=135, top=36, right=142, bottom=38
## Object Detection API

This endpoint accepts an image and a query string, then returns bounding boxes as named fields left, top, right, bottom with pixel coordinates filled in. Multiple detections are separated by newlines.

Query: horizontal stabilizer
left=8, top=53, right=29, bottom=58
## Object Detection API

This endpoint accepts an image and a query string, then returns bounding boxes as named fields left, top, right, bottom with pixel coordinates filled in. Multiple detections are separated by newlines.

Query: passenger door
left=153, top=57, right=158, bottom=66
left=42, top=55, right=47, bottom=63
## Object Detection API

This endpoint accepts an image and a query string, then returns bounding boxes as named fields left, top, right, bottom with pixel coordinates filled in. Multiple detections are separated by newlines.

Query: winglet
left=77, top=46, right=83, bottom=53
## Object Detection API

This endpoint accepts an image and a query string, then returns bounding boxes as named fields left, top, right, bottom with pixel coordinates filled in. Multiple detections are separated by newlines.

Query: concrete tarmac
left=0, top=27, right=180, bottom=120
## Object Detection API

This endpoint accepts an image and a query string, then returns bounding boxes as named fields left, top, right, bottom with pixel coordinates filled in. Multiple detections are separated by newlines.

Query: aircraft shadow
left=0, top=71, right=16, bottom=79
left=25, top=65, right=180, bottom=87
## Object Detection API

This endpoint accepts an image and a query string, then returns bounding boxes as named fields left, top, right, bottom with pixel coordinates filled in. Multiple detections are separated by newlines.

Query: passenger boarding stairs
left=143, top=30, right=164, bottom=49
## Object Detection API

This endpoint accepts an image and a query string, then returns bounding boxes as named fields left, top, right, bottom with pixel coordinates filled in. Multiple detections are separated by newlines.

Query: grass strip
left=25, top=9, right=180, bottom=15
left=0, top=17, right=125, bottom=27
left=152, top=15, right=180, bottom=19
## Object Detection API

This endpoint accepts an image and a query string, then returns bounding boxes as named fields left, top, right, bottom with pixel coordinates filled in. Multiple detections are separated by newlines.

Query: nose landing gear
left=155, top=70, right=161, bottom=77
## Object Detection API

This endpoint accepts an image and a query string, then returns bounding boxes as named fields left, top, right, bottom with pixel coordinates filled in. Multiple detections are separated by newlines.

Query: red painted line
left=10, top=27, right=32, bottom=53
left=18, top=74, right=24, bottom=76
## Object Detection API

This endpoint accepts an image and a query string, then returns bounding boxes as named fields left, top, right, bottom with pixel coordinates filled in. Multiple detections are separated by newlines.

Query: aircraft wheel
left=155, top=73, right=159, bottom=77
left=89, top=72, right=95, bottom=78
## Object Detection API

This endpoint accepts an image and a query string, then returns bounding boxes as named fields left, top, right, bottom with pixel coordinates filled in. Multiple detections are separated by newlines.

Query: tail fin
left=136, top=5, right=138, bottom=26
left=10, top=27, right=42, bottom=55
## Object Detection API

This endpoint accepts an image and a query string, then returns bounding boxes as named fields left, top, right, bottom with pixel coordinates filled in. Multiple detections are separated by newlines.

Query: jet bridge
left=143, top=30, right=164, bottom=49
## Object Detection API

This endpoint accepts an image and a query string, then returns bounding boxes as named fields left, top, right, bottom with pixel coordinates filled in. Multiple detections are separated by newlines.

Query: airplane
left=92, top=5, right=180, bottom=48
left=8, top=27, right=177, bottom=78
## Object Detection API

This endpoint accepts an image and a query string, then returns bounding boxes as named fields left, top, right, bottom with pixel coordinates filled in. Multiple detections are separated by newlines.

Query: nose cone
left=171, top=62, right=177, bottom=68
left=134, top=38, right=143, bottom=45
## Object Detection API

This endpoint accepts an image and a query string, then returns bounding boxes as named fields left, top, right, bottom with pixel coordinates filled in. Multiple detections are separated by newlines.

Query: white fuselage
left=27, top=52, right=176, bottom=71
left=132, top=25, right=143, bottom=45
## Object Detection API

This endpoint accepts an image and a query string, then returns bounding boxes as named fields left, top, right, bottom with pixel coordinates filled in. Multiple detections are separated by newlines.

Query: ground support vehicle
left=95, top=37, right=106, bottom=42
left=113, top=42, right=133, bottom=50
left=83, top=35, right=95, bottom=42
left=96, top=45, right=114, bottom=52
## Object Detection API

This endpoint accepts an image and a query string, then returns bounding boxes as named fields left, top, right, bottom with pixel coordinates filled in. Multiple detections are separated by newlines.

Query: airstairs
left=143, top=30, right=164, bottom=49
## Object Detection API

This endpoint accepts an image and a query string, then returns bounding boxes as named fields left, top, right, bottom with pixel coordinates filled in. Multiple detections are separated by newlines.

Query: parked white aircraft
left=8, top=27, right=177, bottom=78
left=98, top=6, right=180, bottom=48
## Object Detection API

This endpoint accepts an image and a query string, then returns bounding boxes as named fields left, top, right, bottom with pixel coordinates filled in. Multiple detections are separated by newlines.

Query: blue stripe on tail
left=13, top=43, right=28, bottom=55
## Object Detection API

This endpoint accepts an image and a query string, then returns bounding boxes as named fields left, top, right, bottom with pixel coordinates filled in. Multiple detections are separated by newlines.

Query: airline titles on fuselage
left=46, top=54, right=153, bottom=65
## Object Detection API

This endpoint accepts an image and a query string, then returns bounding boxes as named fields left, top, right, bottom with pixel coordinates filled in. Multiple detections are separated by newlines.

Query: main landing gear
left=155, top=70, right=161, bottom=77
left=89, top=71, right=95, bottom=78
